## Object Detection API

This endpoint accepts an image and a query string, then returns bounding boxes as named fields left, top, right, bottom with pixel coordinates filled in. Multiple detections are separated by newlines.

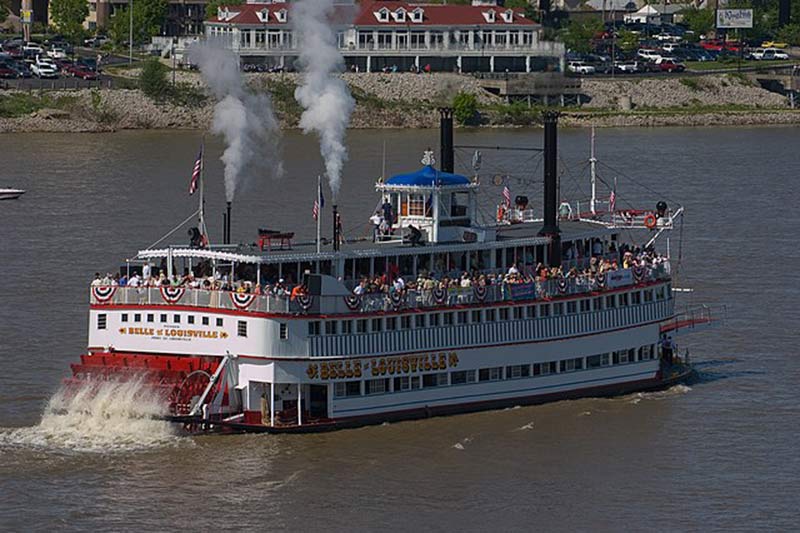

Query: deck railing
left=90, top=264, right=670, bottom=315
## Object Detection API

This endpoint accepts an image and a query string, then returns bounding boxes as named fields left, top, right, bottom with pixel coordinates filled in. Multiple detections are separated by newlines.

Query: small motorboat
left=0, top=188, right=25, bottom=200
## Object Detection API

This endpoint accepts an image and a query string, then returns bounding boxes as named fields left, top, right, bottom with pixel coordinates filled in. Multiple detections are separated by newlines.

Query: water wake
left=626, top=384, right=692, bottom=404
left=0, top=378, right=186, bottom=454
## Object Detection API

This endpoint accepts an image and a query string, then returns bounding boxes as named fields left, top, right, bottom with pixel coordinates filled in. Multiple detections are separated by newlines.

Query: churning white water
left=0, top=378, right=187, bottom=454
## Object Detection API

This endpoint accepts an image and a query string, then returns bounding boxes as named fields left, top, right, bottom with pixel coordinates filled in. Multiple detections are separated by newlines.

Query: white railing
left=90, top=264, right=669, bottom=315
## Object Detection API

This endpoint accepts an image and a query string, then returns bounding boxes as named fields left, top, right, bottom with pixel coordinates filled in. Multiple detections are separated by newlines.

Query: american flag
left=312, top=179, right=325, bottom=221
left=609, top=189, right=616, bottom=212
left=189, top=147, right=202, bottom=195
left=502, top=185, right=511, bottom=208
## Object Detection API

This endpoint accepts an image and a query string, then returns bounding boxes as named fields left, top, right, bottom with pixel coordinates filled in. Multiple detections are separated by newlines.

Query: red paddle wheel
left=67, top=352, right=224, bottom=416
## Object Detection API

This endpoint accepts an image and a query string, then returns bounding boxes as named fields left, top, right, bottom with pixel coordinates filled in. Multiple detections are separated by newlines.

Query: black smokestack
left=779, top=0, right=791, bottom=26
left=439, top=107, right=454, bottom=174
left=332, top=204, right=339, bottom=251
left=539, top=111, right=561, bottom=267
left=222, top=212, right=227, bottom=245
left=226, top=201, right=232, bottom=245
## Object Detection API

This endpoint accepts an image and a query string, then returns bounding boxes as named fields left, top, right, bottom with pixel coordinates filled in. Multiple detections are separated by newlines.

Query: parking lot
left=0, top=75, right=114, bottom=90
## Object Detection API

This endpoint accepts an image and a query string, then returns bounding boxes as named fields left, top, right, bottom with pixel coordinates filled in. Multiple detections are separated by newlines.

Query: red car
left=0, top=64, right=18, bottom=78
left=699, top=39, right=741, bottom=53
left=70, top=65, right=99, bottom=80
left=658, top=59, right=686, bottom=73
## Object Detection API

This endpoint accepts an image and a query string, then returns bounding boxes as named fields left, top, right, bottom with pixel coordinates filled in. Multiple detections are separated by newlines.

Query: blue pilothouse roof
left=384, top=165, right=471, bottom=188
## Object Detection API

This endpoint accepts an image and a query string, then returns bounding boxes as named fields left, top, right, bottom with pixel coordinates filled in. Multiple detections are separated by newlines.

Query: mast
left=316, top=175, right=322, bottom=254
left=199, top=138, right=207, bottom=242
left=590, top=126, right=597, bottom=215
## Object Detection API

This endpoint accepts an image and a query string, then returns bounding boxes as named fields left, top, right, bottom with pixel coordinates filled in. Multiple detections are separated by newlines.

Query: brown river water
left=0, top=127, right=798, bottom=531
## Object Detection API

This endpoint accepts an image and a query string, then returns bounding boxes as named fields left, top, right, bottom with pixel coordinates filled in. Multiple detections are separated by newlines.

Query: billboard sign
left=717, top=9, right=754, bottom=29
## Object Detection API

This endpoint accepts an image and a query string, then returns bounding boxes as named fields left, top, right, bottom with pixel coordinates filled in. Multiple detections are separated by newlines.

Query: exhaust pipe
left=439, top=107, right=454, bottom=174
left=538, top=111, right=561, bottom=267
left=225, top=201, right=232, bottom=245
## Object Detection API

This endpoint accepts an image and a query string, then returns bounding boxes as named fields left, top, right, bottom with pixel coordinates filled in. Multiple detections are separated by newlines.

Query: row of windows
left=311, top=287, right=668, bottom=337
left=116, top=313, right=224, bottom=328
left=334, top=344, right=658, bottom=398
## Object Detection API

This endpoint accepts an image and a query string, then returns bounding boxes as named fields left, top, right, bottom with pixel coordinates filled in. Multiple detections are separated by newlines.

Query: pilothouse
left=74, top=111, right=717, bottom=433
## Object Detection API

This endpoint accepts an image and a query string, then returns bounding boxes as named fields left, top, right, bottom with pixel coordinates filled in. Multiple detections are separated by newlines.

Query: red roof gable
left=209, top=1, right=537, bottom=27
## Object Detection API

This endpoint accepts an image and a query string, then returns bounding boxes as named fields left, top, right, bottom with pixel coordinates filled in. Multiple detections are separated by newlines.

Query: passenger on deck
left=407, top=224, right=423, bottom=246
left=370, top=211, right=383, bottom=242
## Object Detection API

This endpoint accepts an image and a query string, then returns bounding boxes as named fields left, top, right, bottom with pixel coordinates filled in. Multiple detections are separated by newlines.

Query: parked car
left=567, top=61, right=596, bottom=74
left=10, top=60, right=32, bottom=78
left=613, top=61, right=640, bottom=74
left=22, top=43, right=44, bottom=57
left=84, top=36, right=109, bottom=48
left=749, top=47, right=790, bottom=60
left=0, top=63, right=18, bottom=78
left=70, top=65, right=99, bottom=80
left=662, top=43, right=682, bottom=53
left=655, top=58, right=686, bottom=72
left=761, top=41, right=788, bottom=49
left=31, top=56, right=59, bottom=78
left=637, top=48, right=663, bottom=62
left=47, top=47, right=67, bottom=60
left=77, top=57, right=99, bottom=72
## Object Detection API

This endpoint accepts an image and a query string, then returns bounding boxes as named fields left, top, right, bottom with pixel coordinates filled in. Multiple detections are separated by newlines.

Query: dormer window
left=257, top=8, right=268, bottom=23
left=275, top=8, right=287, bottom=23
left=410, top=7, right=424, bottom=23
left=501, top=9, right=514, bottom=23
left=217, top=6, right=224, bottom=20
left=483, top=10, right=496, bottom=23
left=392, top=7, right=407, bottom=23
left=375, top=7, right=390, bottom=22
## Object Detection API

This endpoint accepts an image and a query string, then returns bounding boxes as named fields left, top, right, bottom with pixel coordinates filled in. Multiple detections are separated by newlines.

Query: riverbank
left=1, top=72, right=798, bottom=133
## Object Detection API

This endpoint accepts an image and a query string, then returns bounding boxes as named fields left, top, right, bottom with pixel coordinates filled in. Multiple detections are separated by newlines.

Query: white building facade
left=204, top=0, right=565, bottom=73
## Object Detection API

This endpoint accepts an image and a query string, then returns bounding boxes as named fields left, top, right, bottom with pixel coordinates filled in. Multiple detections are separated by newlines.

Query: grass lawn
left=686, top=60, right=798, bottom=71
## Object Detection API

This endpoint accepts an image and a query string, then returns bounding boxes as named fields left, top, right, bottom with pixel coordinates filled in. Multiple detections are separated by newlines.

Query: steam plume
left=189, top=42, right=282, bottom=202
left=292, top=0, right=355, bottom=201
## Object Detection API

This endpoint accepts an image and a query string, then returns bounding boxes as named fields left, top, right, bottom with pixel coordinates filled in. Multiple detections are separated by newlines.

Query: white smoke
left=190, top=42, right=282, bottom=202
left=291, top=0, right=355, bottom=201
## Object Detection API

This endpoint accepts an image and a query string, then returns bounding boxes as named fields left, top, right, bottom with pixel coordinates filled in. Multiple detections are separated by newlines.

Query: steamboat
left=74, top=112, right=715, bottom=433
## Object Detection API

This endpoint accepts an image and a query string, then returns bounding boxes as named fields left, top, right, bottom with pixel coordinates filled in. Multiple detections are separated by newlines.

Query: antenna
left=381, top=140, right=386, bottom=181
left=590, top=126, right=597, bottom=215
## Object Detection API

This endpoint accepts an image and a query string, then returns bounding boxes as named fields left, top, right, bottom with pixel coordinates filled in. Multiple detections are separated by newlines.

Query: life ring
left=643, top=213, right=657, bottom=229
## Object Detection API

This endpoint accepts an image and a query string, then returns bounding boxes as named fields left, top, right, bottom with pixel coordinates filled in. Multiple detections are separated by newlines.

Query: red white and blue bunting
left=473, top=285, right=487, bottom=302
left=632, top=264, right=645, bottom=283
left=160, top=286, right=185, bottom=304
left=296, top=294, right=313, bottom=311
left=344, top=295, right=362, bottom=311
left=230, top=292, right=257, bottom=310
left=92, top=285, right=117, bottom=304
left=595, top=273, right=607, bottom=289
left=556, top=276, right=568, bottom=294
left=432, top=287, right=447, bottom=305
left=388, top=290, right=406, bottom=310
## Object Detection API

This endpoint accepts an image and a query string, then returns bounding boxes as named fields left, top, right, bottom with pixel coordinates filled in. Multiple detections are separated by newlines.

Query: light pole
left=128, top=0, right=133, bottom=64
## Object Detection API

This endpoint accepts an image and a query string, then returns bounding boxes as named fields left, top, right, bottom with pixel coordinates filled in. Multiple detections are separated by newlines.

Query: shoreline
left=1, top=72, right=798, bottom=133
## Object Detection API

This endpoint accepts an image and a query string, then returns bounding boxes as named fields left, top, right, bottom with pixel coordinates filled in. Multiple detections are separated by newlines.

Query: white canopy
left=137, top=248, right=264, bottom=264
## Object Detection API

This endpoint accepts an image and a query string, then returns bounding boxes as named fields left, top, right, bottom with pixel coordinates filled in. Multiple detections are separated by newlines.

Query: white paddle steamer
left=74, top=112, right=712, bottom=432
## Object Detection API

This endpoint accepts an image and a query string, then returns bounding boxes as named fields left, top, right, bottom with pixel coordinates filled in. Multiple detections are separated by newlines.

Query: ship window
left=619, top=293, right=629, bottom=307
left=606, top=295, right=616, bottom=308
left=539, top=304, right=550, bottom=317
left=458, top=311, right=468, bottom=324
left=407, top=194, right=426, bottom=216
left=656, top=286, right=665, bottom=300
left=629, top=348, right=637, bottom=361
left=506, top=364, right=530, bottom=379
left=429, top=313, right=440, bottom=327
left=371, top=318, right=382, bottom=332
left=472, top=310, right=482, bottom=323
left=527, top=305, right=537, bottom=318
left=97, top=314, right=107, bottom=330
left=422, top=372, right=448, bottom=387
left=593, top=297, right=604, bottom=311
left=499, top=308, right=509, bottom=321
left=237, top=320, right=247, bottom=337
left=485, top=309, right=496, bottom=322
left=357, top=319, right=368, bottom=333
left=147, top=313, right=154, bottom=323
left=632, top=291, right=642, bottom=305
left=580, top=299, right=591, bottom=312
left=443, top=313, right=454, bottom=326
left=121, top=313, right=128, bottom=323
left=160, top=314, right=168, bottom=323
left=612, top=349, right=629, bottom=364
left=216, top=318, right=224, bottom=327
left=174, top=314, right=181, bottom=323
left=279, top=323, right=288, bottom=340
left=394, top=375, right=421, bottom=391
left=451, top=369, right=476, bottom=384
left=134, top=313, right=141, bottom=322
left=401, top=316, right=412, bottom=329
left=566, top=301, right=577, bottom=314
left=341, top=320, right=353, bottom=334
left=202, top=316, right=209, bottom=326
left=386, top=317, right=397, bottom=331
left=325, top=321, right=337, bottom=335
left=479, top=367, right=502, bottom=382
left=308, top=321, right=321, bottom=336
left=586, top=354, right=603, bottom=368
left=365, top=378, right=389, bottom=395
left=560, top=357, right=583, bottom=372
left=513, top=307, right=523, bottom=320
left=415, top=314, right=426, bottom=328
left=553, top=303, right=564, bottom=316
left=334, top=381, right=362, bottom=398
left=188, top=315, right=195, bottom=324
left=644, top=290, right=653, bottom=302
left=533, top=362, right=554, bottom=376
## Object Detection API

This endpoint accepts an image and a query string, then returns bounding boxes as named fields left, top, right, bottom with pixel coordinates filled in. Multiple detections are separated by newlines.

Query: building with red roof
left=205, top=0, right=565, bottom=73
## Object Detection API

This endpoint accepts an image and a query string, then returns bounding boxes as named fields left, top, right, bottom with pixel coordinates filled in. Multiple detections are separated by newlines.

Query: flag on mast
left=312, top=179, right=325, bottom=220
left=189, top=147, right=202, bottom=195
left=609, top=189, right=616, bottom=212
left=502, top=185, right=511, bottom=208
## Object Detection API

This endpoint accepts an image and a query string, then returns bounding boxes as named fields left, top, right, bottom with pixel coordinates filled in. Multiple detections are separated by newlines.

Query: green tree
left=0, top=0, right=9, bottom=24
left=204, top=0, right=243, bottom=20
left=452, top=92, right=478, bottom=125
left=777, top=23, right=800, bottom=45
left=49, top=0, right=88, bottom=43
left=109, top=0, right=167, bottom=46
left=558, top=18, right=603, bottom=55
left=139, top=58, right=170, bottom=100
left=617, top=28, right=639, bottom=52
left=682, top=8, right=715, bottom=37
